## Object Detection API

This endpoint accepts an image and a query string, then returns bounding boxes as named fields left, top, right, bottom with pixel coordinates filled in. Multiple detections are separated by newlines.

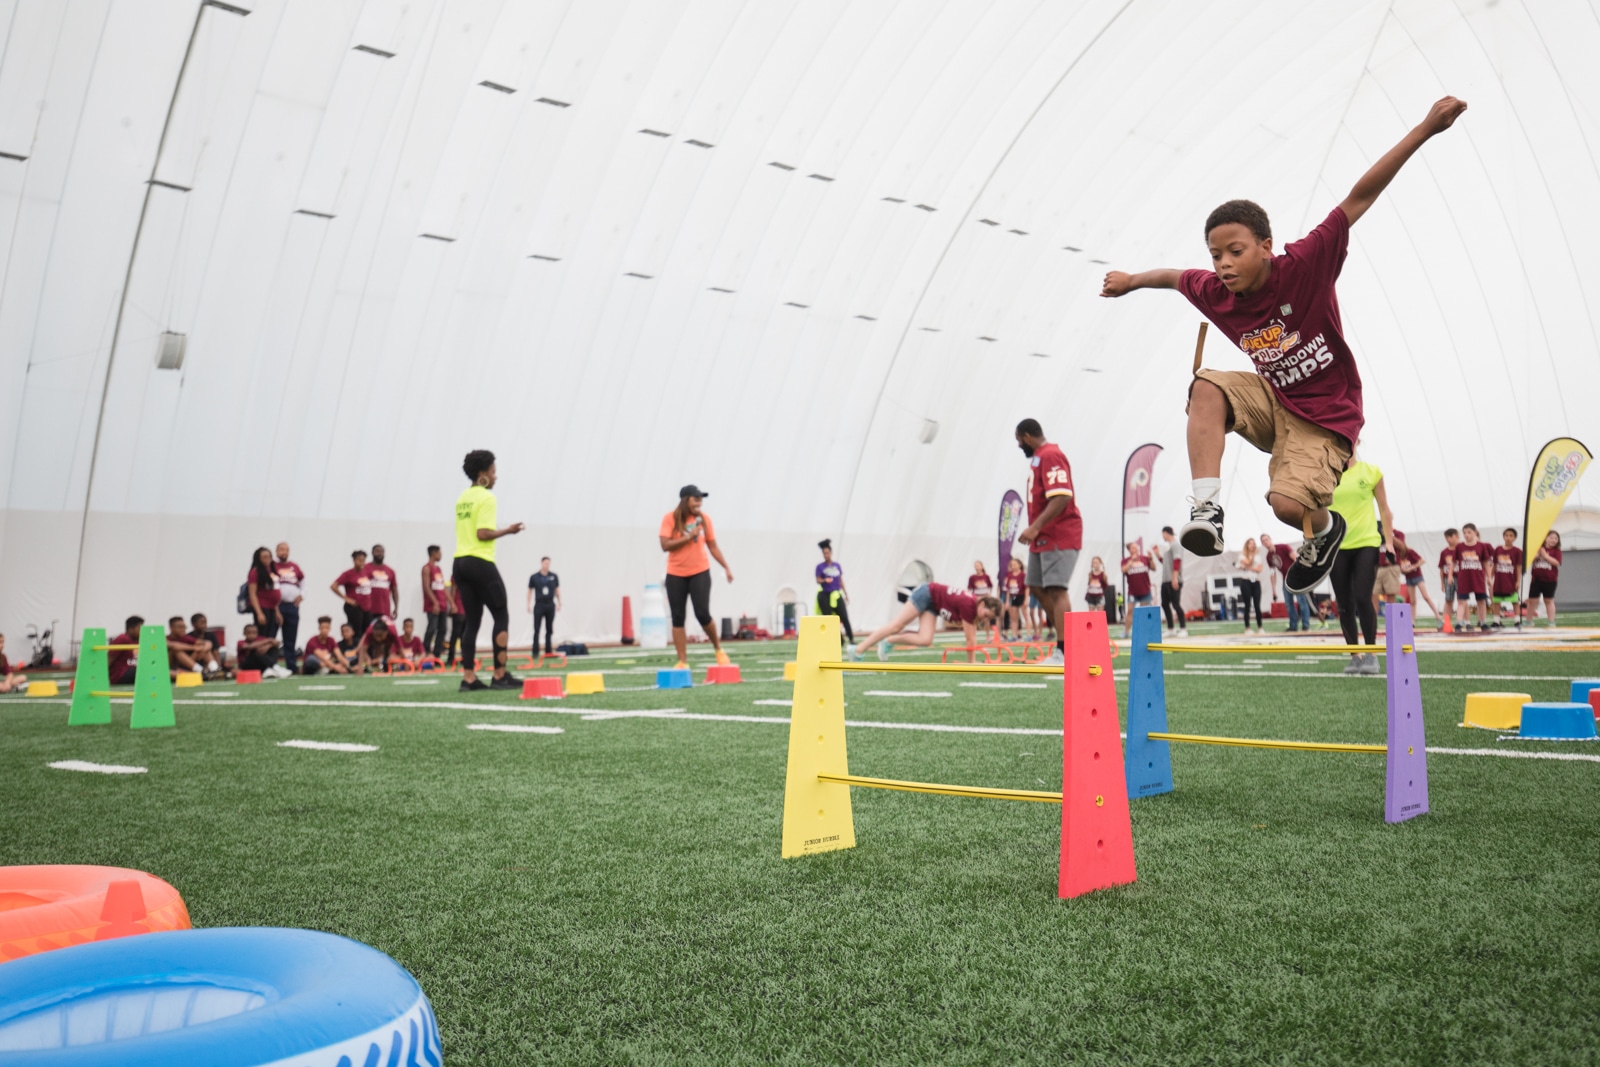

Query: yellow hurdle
left=816, top=661, right=1098, bottom=676
left=1147, top=643, right=1410, bottom=655
left=1147, top=731, right=1387, bottom=755
left=817, top=772, right=1062, bottom=804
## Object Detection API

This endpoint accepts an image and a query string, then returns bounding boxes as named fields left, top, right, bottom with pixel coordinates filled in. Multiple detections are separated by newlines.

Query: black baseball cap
left=679, top=484, right=708, bottom=498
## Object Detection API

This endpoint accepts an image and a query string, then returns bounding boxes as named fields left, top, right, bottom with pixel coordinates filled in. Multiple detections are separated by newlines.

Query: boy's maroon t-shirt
left=1531, top=547, right=1562, bottom=580
left=1453, top=542, right=1492, bottom=595
left=1123, top=554, right=1153, bottom=598
left=108, top=632, right=137, bottom=683
left=1438, top=548, right=1455, bottom=579
left=1178, top=206, right=1363, bottom=447
left=1492, top=546, right=1523, bottom=596
left=305, top=634, right=338, bottom=658
left=926, top=583, right=977, bottom=625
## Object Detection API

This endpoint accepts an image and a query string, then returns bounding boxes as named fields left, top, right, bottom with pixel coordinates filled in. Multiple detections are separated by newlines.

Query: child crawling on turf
left=847, top=582, right=1001, bottom=664
left=1101, top=96, right=1466, bottom=596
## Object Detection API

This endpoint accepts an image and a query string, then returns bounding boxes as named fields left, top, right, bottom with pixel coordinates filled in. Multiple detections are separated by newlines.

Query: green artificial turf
left=3, top=639, right=1599, bottom=1064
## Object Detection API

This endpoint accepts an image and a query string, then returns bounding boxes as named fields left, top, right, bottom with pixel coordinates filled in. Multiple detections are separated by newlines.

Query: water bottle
left=639, top=583, right=668, bottom=649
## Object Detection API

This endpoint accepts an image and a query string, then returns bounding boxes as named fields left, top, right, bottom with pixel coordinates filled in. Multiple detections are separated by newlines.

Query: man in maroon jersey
left=1453, top=524, right=1493, bottom=631
left=1101, top=96, right=1467, bottom=596
left=331, top=549, right=372, bottom=635
left=364, top=544, right=400, bottom=622
left=421, top=545, right=449, bottom=659
left=1015, top=418, right=1083, bottom=666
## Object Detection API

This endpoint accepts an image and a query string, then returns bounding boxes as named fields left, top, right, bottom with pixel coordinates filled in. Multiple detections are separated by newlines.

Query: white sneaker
left=271, top=664, right=293, bottom=679
left=1041, top=649, right=1064, bottom=666
left=1177, top=628, right=1189, bottom=639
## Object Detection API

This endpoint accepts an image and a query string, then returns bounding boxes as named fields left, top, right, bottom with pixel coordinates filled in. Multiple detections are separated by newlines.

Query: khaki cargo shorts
left=1374, top=564, right=1403, bottom=598
left=1190, top=370, right=1351, bottom=511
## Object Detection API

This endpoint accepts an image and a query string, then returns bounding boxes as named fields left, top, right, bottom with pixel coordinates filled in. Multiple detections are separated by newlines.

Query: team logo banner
left=1523, top=437, right=1592, bottom=578
left=997, top=490, right=1024, bottom=581
left=1123, top=443, right=1163, bottom=512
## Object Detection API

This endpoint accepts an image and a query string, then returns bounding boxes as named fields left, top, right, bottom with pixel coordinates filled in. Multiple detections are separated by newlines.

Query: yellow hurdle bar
left=88, top=690, right=132, bottom=698
left=817, top=772, right=1063, bottom=804
left=1148, top=731, right=1386, bottom=754
left=1148, top=643, right=1411, bottom=655
left=91, top=645, right=140, bottom=651
left=816, top=661, right=1094, bottom=676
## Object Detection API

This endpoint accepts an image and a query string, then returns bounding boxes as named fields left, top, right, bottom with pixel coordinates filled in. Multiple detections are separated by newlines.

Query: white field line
left=1495, top=734, right=1598, bottom=743
left=393, top=679, right=439, bottom=686
left=48, top=760, right=146, bottom=775
left=862, top=690, right=953, bottom=698
left=753, top=699, right=793, bottom=706
left=277, top=739, right=378, bottom=753
left=54, top=697, right=1596, bottom=762
left=1183, top=663, right=1264, bottom=670
left=299, top=685, right=345, bottom=691
left=467, top=723, right=564, bottom=734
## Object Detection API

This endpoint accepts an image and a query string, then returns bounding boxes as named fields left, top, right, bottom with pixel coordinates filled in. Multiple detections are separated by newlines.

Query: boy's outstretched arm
left=1340, top=95, right=1467, bottom=225
left=1100, top=269, right=1180, bottom=297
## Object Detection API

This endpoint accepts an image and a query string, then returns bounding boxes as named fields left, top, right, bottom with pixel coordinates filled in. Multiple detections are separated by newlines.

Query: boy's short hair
left=352, top=549, right=367, bottom=559
left=1504, top=528, right=1518, bottom=537
left=1444, top=528, right=1459, bottom=538
left=1015, top=418, right=1044, bottom=438
left=427, top=544, right=440, bottom=554
left=125, top=615, right=144, bottom=632
left=1205, top=199, right=1271, bottom=242
left=243, top=623, right=258, bottom=634
left=168, top=616, right=183, bottom=627
left=317, top=615, right=332, bottom=625
left=1463, top=523, right=1478, bottom=534
left=1161, top=526, right=1174, bottom=535
left=403, top=617, right=414, bottom=625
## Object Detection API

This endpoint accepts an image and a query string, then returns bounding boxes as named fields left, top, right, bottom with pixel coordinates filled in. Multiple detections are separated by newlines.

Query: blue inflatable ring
left=0, top=927, right=440, bottom=1066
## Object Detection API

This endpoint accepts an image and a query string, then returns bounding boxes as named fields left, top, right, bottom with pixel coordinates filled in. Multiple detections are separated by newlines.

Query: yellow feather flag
left=1523, top=437, right=1593, bottom=578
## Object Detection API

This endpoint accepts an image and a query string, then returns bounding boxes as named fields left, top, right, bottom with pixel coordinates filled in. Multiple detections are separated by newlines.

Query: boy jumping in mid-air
left=1101, top=96, right=1467, bottom=594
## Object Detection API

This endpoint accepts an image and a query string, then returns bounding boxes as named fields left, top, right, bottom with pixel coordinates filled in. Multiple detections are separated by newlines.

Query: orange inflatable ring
left=0, top=865, right=189, bottom=963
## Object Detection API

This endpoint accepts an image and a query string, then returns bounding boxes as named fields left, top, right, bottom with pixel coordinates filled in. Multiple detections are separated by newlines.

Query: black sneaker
left=1180, top=498, right=1226, bottom=557
left=489, top=673, right=521, bottom=690
left=459, top=678, right=488, bottom=692
left=1285, top=512, right=1346, bottom=594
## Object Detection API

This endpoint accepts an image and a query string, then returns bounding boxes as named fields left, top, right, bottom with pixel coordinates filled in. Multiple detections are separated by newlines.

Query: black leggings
left=1237, top=579, right=1262, bottom=626
left=1331, top=545, right=1379, bottom=646
left=666, top=569, right=713, bottom=629
left=817, top=589, right=853, bottom=641
left=1160, top=581, right=1183, bottom=629
left=453, top=556, right=509, bottom=673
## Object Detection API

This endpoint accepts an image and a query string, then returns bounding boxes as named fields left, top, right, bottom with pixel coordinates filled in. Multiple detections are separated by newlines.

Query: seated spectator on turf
left=336, top=623, right=361, bottom=670
left=237, top=624, right=288, bottom=678
left=332, top=550, right=372, bottom=635
left=107, top=616, right=143, bottom=684
left=165, top=616, right=213, bottom=676
left=358, top=617, right=400, bottom=673
left=190, top=613, right=226, bottom=673
left=398, top=618, right=425, bottom=663
left=302, top=616, right=348, bottom=675
left=0, top=633, right=27, bottom=693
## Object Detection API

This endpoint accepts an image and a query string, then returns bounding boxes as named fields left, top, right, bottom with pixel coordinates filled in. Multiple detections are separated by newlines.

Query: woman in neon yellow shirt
left=1329, top=454, right=1394, bottom=675
left=453, top=449, right=524, bottom=692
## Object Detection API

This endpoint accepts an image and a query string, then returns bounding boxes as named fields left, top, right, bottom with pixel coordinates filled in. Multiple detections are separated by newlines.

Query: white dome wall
left=0, top=0, right=1595, bottom=647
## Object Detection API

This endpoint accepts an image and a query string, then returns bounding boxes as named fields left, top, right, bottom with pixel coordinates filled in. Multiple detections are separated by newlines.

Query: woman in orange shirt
left=659, top=485, right=735, bottom=670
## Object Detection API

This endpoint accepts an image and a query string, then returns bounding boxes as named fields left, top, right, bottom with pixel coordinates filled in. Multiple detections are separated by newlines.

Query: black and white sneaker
left=1180, top=498, right=1226, bottom=557
left=1285, top=512, right=1346, bottom=594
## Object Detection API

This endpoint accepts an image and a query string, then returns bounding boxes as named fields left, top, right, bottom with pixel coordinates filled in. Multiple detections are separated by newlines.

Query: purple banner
left=998, top=490, right=1025, bottom=582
